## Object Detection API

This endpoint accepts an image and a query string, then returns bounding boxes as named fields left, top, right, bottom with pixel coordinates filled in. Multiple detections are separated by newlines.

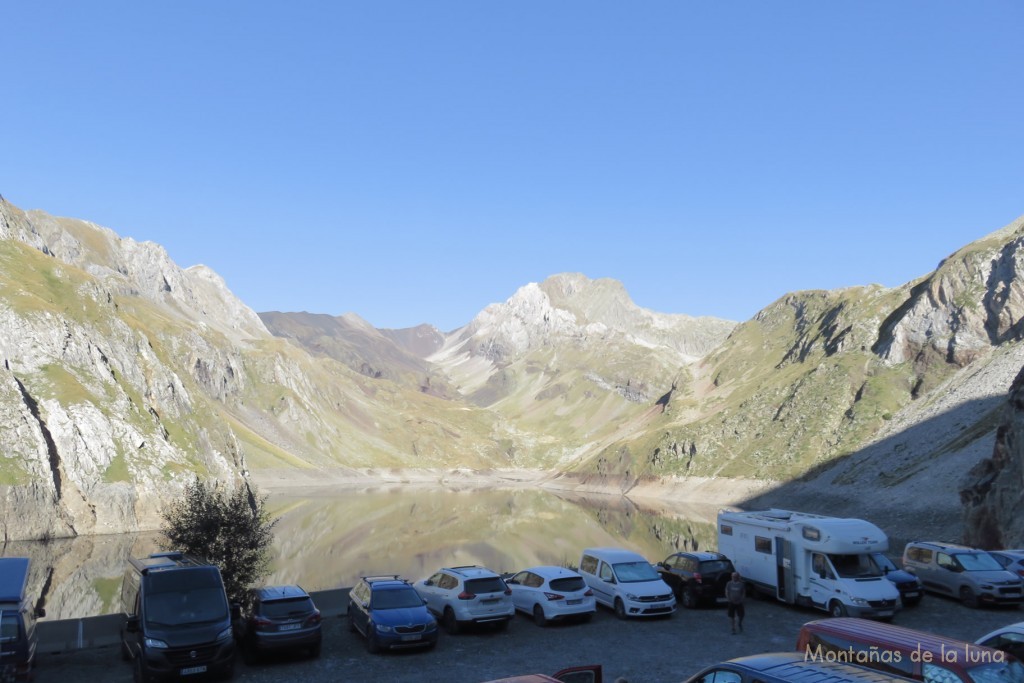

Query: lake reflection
left=3, top=488, right=719, bottom=619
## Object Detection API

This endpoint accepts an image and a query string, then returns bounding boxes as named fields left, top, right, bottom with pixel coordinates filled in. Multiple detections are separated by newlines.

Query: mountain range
left=1, top=196, right=1022, bottom=547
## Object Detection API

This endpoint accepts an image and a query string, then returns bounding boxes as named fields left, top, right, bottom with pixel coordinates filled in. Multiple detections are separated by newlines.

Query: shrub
left=160, top=478, right=278, bottom=605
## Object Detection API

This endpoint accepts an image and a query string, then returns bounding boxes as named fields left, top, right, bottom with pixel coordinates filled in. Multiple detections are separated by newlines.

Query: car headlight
left=217, top=627, right=233, bottom=642
left=850, top=598, right=869, bottom=606
left=980, top=584, right=994, bottom=590
left=625, top=593, right=639, bottom=600
left=375, top=624, right=394, bottom=633
left=426, top=619, right=438, bottom=630
left=144, top=637, right=169, bottom=649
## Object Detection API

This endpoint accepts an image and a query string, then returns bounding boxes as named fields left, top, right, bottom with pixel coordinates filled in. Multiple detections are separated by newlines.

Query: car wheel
left=443, top=607, right=460, bottom=635
left=366, top=623, right=381, bottom=654
left=829, top=601, right=847, bottom=618
left=614, top=598, right=627, bottom=620
left=682, top=588, right=697, bottom=609
left=960, top=586, right=978, bottom=608
left=133, top=658, right=151, bottom=683
left=532, top=604, right=547, bottom=627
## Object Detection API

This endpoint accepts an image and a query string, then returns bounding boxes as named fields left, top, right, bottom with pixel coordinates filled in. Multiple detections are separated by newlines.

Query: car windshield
left=967, top=659, right=1024, bottom=683
left=549, top=577, right=586, bottom=592
left=871, top=553, right=897, bottom=571
left=698, top=560, right=733, bottom=574
left=144, top=569, right=228, bottom=627
left=465, top=577, right=507, bottom=594
left=260, top=597, right=314, bottom=618
left=958, top=553, right=1004, bottom=571
left=372, top=588, right=424, bottom=609
left=613, top=561, right=660, bottom=583
left=826, top=553, right=883, bottom=579
left=145, top=587, right=228, bottom=626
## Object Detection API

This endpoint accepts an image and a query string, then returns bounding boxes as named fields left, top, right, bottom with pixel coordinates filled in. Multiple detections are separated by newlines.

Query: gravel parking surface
left=34, top=595, right=1022, bottom=683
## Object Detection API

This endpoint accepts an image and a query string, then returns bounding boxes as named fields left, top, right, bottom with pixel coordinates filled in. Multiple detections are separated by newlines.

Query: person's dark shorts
left=727, top=603, right=745, bottom=619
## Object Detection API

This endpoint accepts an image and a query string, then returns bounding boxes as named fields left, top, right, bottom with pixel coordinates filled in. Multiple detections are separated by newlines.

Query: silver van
left=902, top=541, right=1024, bottom=607
left=0, top=557, right=45, bottom=682
left=577, top=547, right=675, bottom=619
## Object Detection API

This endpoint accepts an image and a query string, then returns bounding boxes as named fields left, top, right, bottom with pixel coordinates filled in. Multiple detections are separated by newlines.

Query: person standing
left=725, top=571, right=746, bottom=634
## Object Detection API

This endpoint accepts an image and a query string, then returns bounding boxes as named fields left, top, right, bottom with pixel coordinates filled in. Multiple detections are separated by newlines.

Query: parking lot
left=33, top=593, right=1022, bottom=683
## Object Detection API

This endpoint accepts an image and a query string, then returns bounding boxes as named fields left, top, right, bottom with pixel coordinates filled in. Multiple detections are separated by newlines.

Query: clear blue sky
left=3, top=2, right=1022, bottom=332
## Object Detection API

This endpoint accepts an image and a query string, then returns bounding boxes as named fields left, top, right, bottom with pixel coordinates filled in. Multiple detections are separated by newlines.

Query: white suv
left=414, top=566, right=514, bottom=634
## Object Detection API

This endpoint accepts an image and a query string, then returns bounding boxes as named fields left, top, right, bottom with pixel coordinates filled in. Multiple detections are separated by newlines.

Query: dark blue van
left=120, top=552, right=237, bottom=681
left=0, top=557, right=45, bottom=682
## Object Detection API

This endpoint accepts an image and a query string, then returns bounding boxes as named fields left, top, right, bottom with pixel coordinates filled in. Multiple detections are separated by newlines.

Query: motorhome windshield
left=956, top=553, right=1004, bottom=572
left=827, top=553, right=883, bottom=579
left=612, top=561, right=660, bottom=583
left=144, top=569, right=228, bottom=627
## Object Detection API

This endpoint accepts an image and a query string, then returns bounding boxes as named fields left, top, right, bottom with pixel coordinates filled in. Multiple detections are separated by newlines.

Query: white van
left=577, top=548, right=675, bottom=619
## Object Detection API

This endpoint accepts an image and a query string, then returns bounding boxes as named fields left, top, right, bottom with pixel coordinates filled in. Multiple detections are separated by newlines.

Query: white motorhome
left=716, top=509, right=901, bottom=619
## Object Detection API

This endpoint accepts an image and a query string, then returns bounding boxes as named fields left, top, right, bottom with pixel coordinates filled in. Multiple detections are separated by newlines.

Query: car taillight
left=584, top=589, right=593, bottom=597
left=543, top=592, right=565, bottom=601
left=693, top=572, right=703, bottom=583
left=253, top=617, right=273, bottom=628
left=306, top=610, right=322, bottom=625
left=457, top=591, right=476, bottom=600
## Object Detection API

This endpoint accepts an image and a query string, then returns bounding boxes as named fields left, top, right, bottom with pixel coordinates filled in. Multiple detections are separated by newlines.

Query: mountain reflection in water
left=3, top=488, right=718, bottom=620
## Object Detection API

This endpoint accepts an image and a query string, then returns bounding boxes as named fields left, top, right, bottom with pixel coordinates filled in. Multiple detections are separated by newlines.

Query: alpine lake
left=4, top=487, right=721, bottom=620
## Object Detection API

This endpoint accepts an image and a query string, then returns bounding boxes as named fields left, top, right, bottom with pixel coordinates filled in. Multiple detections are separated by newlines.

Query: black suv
left=235, top=585, right=322, bottom=662
left=656, top=551, right=735, bottom=608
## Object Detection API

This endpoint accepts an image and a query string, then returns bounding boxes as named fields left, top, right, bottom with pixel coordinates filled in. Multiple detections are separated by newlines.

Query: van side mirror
left=126, top=616, right=140, bottom=633
left=423, top=580, right=433, bottom=586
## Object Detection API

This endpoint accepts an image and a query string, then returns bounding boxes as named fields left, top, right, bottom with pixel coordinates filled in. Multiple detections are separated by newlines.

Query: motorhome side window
left=580, top=555, right=598, bottom=574
left=802, top=527, right=821, bottom=541
left=720, top=524, right=733, bottom=536
left=754, top=536, right=772, bottom=554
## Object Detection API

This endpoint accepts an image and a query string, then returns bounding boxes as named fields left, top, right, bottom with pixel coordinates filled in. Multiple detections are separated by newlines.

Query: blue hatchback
left=347, top=576, right=439, bottom=653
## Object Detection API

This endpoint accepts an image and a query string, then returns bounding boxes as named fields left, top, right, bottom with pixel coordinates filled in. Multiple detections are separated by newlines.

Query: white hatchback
left=506, top=566, right=596, bottom=626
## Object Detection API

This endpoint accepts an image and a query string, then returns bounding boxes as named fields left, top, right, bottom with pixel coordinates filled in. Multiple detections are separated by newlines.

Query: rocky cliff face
left=961, top=365, right=1024, bottom=548
left=0, top=199, right=510, bottom=540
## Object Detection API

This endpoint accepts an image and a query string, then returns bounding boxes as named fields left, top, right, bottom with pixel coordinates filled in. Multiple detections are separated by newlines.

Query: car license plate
left=566, top=599, right=582, bottom=605
left=279, top=623, right=301, bottom=631
left=877, top=611, right=893, bottom=617
left=482, top=598, right=499, bottom=604
left=180, top=665, right=207, bottom=676
left=401, top=634, right=421, bottom=642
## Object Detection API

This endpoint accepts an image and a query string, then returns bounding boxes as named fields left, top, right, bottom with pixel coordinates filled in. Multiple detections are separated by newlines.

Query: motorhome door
left=775, top=537, right=795, bottom=603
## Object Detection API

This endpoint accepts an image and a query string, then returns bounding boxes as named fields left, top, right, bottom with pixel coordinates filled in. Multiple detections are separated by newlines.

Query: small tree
left=160, top=478, right=278, bottom=605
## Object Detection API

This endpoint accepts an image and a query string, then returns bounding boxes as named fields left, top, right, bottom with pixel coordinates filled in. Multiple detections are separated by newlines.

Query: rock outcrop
left=961, top=364, right=1024, bottom=548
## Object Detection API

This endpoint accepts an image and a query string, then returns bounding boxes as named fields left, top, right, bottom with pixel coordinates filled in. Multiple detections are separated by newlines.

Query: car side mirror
left=126, top=616, right=140, bottom=633
left=361, top=601, right=369, bottom=609
left=423, top=580, right=433, bottom=586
